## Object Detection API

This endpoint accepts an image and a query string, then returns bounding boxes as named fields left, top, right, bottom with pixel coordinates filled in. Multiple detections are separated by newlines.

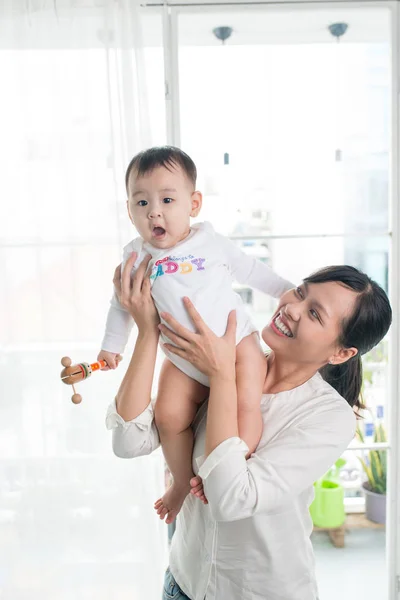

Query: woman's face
left=262, top=281, right=359, bottom=367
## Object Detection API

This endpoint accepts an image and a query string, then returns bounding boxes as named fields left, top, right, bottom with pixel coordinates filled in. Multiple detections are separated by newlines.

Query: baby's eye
left=163, top=197, right=173, bottom=204
left=138, top=200, right=148, bottom=207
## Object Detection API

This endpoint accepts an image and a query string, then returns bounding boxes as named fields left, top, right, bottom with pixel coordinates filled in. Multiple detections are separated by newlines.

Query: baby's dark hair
left=304, top=265, right=392, bottom=412
left=125, top=146, right=197, bottom=192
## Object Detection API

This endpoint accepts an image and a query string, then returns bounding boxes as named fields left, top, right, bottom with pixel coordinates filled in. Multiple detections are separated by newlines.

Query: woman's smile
left=270, top=311, right=294, bottom=338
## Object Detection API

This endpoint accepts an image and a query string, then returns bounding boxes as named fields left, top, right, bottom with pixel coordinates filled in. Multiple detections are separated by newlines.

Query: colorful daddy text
left=150, top=257, right=206, bottom=279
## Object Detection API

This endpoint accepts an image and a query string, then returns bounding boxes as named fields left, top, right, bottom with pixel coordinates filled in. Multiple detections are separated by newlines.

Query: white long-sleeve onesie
left=101, top=221, right=292, bottom=386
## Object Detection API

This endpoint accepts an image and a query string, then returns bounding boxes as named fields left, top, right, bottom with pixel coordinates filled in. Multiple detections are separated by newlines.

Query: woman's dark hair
left=304, top=266, right=392, bottom=412
left=125, top=146, right=197, bottom=192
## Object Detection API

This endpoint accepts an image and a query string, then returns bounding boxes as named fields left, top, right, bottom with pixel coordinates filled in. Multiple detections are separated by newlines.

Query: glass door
left=164, top=2, right=399, bottom=598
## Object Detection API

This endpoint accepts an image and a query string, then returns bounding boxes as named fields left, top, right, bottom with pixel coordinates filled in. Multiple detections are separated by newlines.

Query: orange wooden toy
left=60, top=356, right=108, bottom=404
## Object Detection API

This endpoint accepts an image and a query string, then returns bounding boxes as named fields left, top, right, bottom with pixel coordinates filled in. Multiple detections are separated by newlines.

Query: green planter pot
left=310, top=480, right=345, bottom=529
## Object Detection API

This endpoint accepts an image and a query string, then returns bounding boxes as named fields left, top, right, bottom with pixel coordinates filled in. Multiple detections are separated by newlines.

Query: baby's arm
left=98, top=241, right=142, bottom=369
left=216, top=233, right=293, bottom=298
left=99, top=305, right=134, bottom=369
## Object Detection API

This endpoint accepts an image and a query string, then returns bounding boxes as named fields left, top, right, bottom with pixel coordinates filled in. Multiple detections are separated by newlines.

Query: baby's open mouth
left=152, top=226, right=166, bottom=238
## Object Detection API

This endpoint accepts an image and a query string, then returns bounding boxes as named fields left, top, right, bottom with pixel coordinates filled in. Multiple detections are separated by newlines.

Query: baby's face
left=127, top=163, right=202, bottom=249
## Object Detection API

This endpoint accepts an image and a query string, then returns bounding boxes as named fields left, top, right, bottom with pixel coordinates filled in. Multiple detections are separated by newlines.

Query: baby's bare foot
left=190, top=475, right=208, bottom=504
left=154, top=481, right=190, bottom=524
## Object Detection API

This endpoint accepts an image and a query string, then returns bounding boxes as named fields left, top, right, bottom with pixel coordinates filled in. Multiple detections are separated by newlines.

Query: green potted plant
left=357, top=422, right=387, bottom=524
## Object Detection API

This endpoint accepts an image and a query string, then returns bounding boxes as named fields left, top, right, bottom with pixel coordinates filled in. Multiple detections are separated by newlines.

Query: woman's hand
left=113, top=252, right=159, bottom=333
left=159, top=297, right=237, bottom=379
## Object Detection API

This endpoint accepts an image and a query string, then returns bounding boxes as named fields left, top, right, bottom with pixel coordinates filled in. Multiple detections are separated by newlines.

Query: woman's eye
left=163, top=197, right=173, bottom=204
left=138, top=200, right=147, bottom=207
left=310, top=309, right=320, bottom=320
left=296, top=287, right=304, bottom=298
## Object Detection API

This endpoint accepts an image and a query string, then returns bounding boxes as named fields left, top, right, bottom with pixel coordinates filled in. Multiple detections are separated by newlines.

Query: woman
left=106, top=253, right=391, bottom=600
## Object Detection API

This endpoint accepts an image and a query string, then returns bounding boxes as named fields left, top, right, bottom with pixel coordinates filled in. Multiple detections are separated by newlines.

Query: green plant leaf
left=370, top=450, right=383, bottom=483
left=357, top=420, right=387, bottom=494
left=378, top=423, right=387, bottom=443
left=381, top=450, right=387, bottom=483
left=356, top=426, right=365, bottom=444
left=358, top=457, right=374, bottom=488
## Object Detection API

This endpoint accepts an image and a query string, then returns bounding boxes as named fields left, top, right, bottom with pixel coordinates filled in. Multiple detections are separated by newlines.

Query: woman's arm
left=115, top=329, right=159, bottom=421
left=107, top=253, right=161, bottom=457
left=159, top=298, right=239, bottom=456
left=206, top=364, right=238, bottom=456
left=198, top=399, right=356, bottom=522
left=112, top=252, right=159, bottom=420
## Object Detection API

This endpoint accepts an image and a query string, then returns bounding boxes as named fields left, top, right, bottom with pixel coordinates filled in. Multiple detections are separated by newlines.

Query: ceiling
left=162, top=7, right=390, bottom=46
left=0, top=3, right=390, bottom=48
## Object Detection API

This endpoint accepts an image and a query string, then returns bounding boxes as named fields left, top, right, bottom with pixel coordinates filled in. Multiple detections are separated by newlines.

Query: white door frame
left=162, top=4, right=181, bottom=146
left=388, top=4, right=400, bottom=597
left=160, top=1, right=400, bottom=596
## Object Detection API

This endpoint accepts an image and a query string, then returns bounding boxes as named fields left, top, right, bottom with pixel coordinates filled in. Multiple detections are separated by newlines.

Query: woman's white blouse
left=106, top=373, right=356, bottom=600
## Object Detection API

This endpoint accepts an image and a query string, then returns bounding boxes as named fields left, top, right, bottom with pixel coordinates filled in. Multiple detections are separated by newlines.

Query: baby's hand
left=97, top=350, right=122, bottom=371
left=190, top=476, right=208, bottom=505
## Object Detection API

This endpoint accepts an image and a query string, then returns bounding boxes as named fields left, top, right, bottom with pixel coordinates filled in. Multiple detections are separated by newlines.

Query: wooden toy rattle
left=60, top=356, right=107, bottom=404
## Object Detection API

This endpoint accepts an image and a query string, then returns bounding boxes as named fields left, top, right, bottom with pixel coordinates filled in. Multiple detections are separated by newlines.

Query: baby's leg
left=154, top=359, right=208, bottom=524
left=236, top=333, right=266, bottom=457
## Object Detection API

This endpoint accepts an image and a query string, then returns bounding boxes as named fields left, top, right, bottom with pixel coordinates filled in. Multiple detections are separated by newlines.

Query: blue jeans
left=162, top=567, right=192, bottom=599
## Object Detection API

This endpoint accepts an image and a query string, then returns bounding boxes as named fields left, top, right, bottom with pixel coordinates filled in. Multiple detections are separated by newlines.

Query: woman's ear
left=329, top=346, right=358, bottom=366
left=190, top=191, right=202, bottom=217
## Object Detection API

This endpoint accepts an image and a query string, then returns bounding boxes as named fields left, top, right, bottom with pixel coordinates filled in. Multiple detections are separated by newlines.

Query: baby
left=99, top=146, right=292, bottom=523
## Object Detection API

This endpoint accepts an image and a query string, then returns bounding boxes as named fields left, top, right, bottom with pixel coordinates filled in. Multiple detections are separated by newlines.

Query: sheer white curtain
left=0, top=1, right=168, bottom=598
